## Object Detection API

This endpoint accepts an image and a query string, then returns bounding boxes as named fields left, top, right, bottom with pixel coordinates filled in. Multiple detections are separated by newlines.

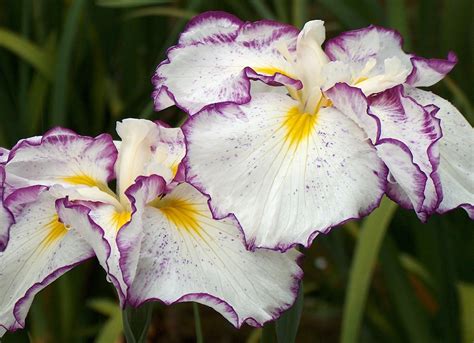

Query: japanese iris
left=0, top=119, right=302, bottom=336
left=152, top=12, right=473, bottom=251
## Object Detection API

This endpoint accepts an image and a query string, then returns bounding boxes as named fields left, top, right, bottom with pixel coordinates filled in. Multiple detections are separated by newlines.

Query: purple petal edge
left=181, top=104, right=389, bottom=252
left=127, top=253, right=304, bottom=328
left=406, top=52, right=458, bottom=86
left=152, top=11, right=300, bottom=116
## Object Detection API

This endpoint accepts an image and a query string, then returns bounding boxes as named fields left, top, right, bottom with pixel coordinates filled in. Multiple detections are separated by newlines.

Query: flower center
left=42, top=215, right=68, bottom=248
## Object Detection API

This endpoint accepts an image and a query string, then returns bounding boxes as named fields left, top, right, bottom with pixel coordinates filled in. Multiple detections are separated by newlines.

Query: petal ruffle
left=125, top=178, right=303, bottom=327
left=115, top=119, right=185, bottom=201
left=5, top=128, right=117, bottom=191
left=183, top=91, right=387, bottom=251
left=403, top=87, right=474, bottom=218
left=0, top=187, right=93, bottom=335
left=0, top=166, right=13, bottom=251
left=406, top=52, right=458, bottom=87
left=152, top=11, right=300, bottom=115
left=327, top=83, right=443, bottom=220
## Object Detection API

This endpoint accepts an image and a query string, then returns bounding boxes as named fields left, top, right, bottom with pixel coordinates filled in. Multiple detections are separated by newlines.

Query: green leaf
left=261, top=322, right=276, bottom=343
left=96, top=313, right=123, bottom=343
left=122, top=303, right=153, bottom=343
left=0, top=28, right=53, bottom=80
left=317, top=0, right=367, bottom=28
left=88, top=298, right=121, bottom=317
left=97, top=0, right=171, bottom=7
left=193, top=303, right=204, bottom=343
left=249, top=0, right=276, bottom=19
left=386, top=0, right=411, bottom=49
left=458, top=282, right=474, bottom=343
left=340, top=197, right=398, bottom=343
left=275, top=283, right=304, bottom=343
left=50, top=0, right=87, bottom=126
left=124, top=6, right=197, bottom=20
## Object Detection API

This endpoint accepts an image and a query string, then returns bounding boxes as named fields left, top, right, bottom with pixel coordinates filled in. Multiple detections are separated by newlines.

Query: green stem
left=193, top=303, right=204, bottom=343
left=122, top=303, right=153, bottom=343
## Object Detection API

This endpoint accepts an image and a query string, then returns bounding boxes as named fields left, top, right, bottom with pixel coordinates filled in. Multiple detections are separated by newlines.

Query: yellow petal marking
left=354, top=76, right=368, bottom=84
left=61, top=174, right=113, bottom=195
left=42, top=215, right=68, bottom=248
left=282, top=107, right=318, bottom=149
left=253, top=66, right=295, bottom=79
left=111, top=211, right=132, bottom=231
left=151, top=197, right=203, bottom=238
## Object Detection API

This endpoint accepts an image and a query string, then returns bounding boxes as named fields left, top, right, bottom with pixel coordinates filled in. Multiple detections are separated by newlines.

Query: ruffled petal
left=115, top=119, right=185, bottom=202
left=324, top=25, right=412, bottom=94
left=327, top=83, right=442, bottom=220
left=56, top=199, right=128, bottom=305
left=403, top=87, right=474, bottom=218
left=5, top=128, right=117, bottom=191
left=183, top=91, right=387, bottom=250
left=406, top=52, right=458, bottom=87
left=0, top=187, right=93, bottom=335
left=152, top=11, right=300, bottom=115
left=125, top=179, right=303, bottom=327
left=0, top=166, right=13, bottom=251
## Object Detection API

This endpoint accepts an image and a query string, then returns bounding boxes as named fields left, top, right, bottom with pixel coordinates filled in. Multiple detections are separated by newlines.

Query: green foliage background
left=0, top=0, right=472, bottom=342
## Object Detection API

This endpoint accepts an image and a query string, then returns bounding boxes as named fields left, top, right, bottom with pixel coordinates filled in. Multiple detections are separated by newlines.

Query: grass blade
left=261, top=322, right=276, bottom=343
left=379, top=237, right=433, bottom=342
left=0, top=28, right=53, bottom=80
left=458, top=282, right=474, bottom=343
left=249, top=0, right=276, bottom=19
left=275, top=283, right=304, bottom=343
left=97, top=0, right=170, bottom=7
left=50, top=0, right=86, bottom=126
left=341, top=197, right=398, bottom=343
left=124, top=6, right=197, bottom=20
left=386, top=0, right=411, bottom=49
left=122, top=303, right=153, bottom=343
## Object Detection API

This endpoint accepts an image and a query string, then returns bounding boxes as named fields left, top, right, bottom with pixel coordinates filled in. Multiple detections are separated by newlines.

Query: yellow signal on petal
left=282, top=107, right=318, bottom=149
left=111, top=211, right=131, bottom=231
left=253, top=66, right=294, bottom=79
left=62, top=174, right=111, bottom=194
left=152, top=197, right=203, bottom=238
left=42, top=215, right=68, bottom=248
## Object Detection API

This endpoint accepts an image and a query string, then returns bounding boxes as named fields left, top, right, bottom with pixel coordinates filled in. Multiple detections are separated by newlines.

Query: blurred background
left=0, top=0, right=472, bottom=342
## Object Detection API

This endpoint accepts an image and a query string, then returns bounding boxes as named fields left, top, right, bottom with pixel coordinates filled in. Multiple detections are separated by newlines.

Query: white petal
left=327, top=83, right=443, bottom=220
left=0, top=188, right=93, bottom=334
left=404, top=87, right=474, bottom=218
left=115, top=119, right=185, bottom=203
left=406, top=52, right=457, bottom=87
left=5, top=129, right=117, bottom=192
left=0, top=166, right=13, bottom=251
left=153, top=12, right=300, bottom=115
left=126, top=181, right=303, bottom=327
left=183, top=92, right=387, bottom=250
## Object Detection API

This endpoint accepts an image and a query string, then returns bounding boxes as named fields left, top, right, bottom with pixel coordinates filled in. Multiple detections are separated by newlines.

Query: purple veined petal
left=152, top=11, right=300, bottom=116
left=0, top=189, right=93, bottom=337
left=0, top=148, right=9, bottom=164
left=183, top=91, right=387, bottom=251
left=406, top=52, right=458, bottom=87
left=5, top=128, right=118, bottom=191
left=57, top=198, right=129, bottom=305
left=124, top=179, right=303, bottom=328
left=115, top=119, right=185, bottom=204
left=0, top=165, right=14, bottom=252
left=404, top=87, right=474, bottom=218
left=327, top=83, right=443, bottom=220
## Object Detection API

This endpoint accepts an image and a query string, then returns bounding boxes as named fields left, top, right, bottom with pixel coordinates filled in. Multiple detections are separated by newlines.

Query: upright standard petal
left=406, top=52, right=457, bottom=87
left=115, top=119, right=185, bottom=202
left=404, top=87, right=474, bottom=218
left=0, top=187, right=93, bottom=335
left=183, top=91, right=387, bottom=250
left=124, top=177, right=303, bottom=327
left=5, top=128, right=117, bottom=192
left=152, top=11, right=300, bottom=115
left=327, top=83, right=443, bottom=220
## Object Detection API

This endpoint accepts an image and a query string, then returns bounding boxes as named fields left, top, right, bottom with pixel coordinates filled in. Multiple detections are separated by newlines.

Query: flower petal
left=0, top=166, right=13, bottom=252
left=403, top=87, right=474, bottom=218
left=5, top=128, right=117, bottom=191
left=406, top=52, right=457, bottom=87
left=152, top=11, right=300, bottom=115
left=115, top=119, right=185, bottom=202
left=0, top=188, right=93, bottom=335
left=327, top=83, right=443, bottom=220
left=183, top=91, right=387, bottom=250
left=125, top=179, right=303, bottom=327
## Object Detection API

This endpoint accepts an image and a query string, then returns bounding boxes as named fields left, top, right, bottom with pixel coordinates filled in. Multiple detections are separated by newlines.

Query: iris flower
left=152, top=12, right=473, bottom=251
left=0, top=119, right=302, bottom=336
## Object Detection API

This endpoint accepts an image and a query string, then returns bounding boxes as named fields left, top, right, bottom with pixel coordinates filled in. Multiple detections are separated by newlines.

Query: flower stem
left=193, top=302, right=204, bottom=343
left=122, top=303, right=153, bottom=343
